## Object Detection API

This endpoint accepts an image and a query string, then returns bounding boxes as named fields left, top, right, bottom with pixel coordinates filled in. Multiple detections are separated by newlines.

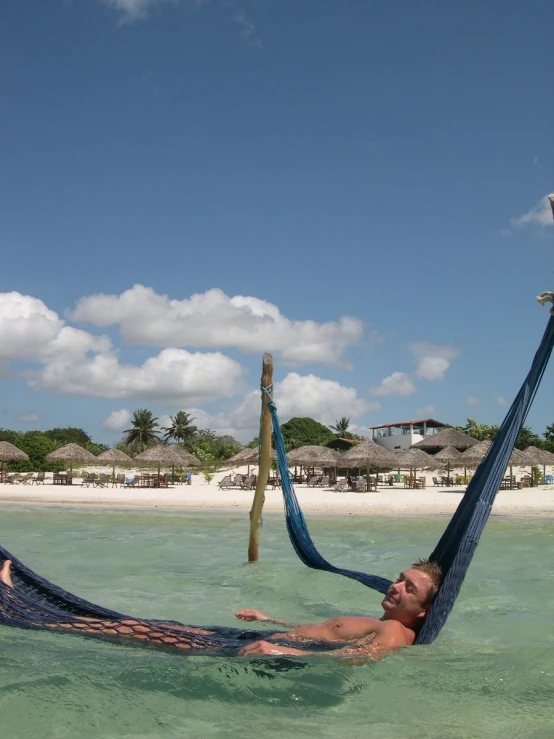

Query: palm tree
left=329, top=417, right=351, bottom=438
left=123, top=409, right=160, bottom=452
left=161, top=410, right=197, bottom=444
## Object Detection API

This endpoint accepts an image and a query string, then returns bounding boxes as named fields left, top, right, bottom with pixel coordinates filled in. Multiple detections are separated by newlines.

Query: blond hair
left=411, top=558, right=443, bottom=602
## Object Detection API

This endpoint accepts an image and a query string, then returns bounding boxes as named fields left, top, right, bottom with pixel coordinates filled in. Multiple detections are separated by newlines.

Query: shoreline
left=1, top=481, right=554, bottom=517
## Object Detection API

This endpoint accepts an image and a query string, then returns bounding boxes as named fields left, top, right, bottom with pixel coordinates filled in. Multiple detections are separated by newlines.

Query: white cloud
left=102, top=409, right=132, bottom=431
left=511, top=195, right=554, bottom=228
left=416, top=405, right=436, bottom=417
left=70, top=285, right=362, bottom=365
left=235, top=12, right=264, bottom=48
left=17, top=413, right=40, bottom=424
left=494, top=395, right=507, bottom=406
left=32, top=348, right=244, bottom=404
left=465, top=395, right=481, bottom=406
left=99, top=0, right=174, bottom=23
left=409, top=343, right=460, bottom=381
left=370, top=372, right=416, bottom=397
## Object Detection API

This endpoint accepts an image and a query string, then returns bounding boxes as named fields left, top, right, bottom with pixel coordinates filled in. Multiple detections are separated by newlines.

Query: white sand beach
left=1, top=466, right=554, bottom=516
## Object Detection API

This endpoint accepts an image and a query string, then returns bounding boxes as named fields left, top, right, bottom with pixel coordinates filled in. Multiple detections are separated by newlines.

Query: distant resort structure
left=369, top=418, right=448, bottom=453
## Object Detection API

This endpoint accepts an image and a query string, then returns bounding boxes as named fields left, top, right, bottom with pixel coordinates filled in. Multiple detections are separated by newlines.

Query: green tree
left=123, top=409, right=160, bottom=452
left=161, top=410, right=197, bottom=444
left=329, top=417, right=352, bottom=438
left=280, top=417, right=335, bottom=450
left=454, top=419, right=499, bottom=442
left=44, top=427, right=93, bottom=446
left=515, top=425, right=543, bottom=450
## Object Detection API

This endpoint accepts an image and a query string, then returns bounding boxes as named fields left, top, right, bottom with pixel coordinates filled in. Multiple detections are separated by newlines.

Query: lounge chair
left=334, top=479, right=348, bottom=493
left=6, top=473, right=23, bottom=484
left=94, top=473, right=110, bottom=488
left=113, top=473, right=125, bottom=487
left=124, top=475, right=140, bottom=488
left=32, top=471, right=46, bottom=485
left=17, top=472, right=34, bottom=485
left=81, top=473, right=96, bottom=487
left=218, top=475, right=232, bottom=490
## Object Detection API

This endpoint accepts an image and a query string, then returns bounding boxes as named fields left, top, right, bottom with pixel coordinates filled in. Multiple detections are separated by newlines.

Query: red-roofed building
left=369, top=418, right=448, bottom=453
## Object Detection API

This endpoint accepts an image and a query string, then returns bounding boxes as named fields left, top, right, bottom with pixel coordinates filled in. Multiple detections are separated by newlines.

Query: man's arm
left=238, top=621, right=410, bottom=660
left=235, top=609, right=298, bottom=629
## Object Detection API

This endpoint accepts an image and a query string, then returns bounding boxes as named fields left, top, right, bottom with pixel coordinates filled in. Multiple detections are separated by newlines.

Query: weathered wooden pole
left=248, top=353, right=274, bottom=562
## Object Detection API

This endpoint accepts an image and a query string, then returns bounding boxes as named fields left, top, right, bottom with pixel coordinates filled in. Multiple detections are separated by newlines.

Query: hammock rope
left=268, top=302, right=554, bottom=644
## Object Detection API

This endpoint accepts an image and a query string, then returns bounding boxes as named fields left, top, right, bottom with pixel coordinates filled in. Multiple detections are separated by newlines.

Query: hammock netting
left=0, top=303, right=553, bottom=651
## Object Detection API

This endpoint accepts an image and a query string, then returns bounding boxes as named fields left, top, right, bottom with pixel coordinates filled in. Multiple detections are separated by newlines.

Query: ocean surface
left=0, top=506, right=553, bottom=739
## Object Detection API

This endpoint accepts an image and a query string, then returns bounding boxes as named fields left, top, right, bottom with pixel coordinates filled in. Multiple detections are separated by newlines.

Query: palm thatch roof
left=341, top=440, right=398, bottom=468
left=226, top=447, right=277, bottom=465
left=461, top=440, right=534, bottom=468
left=166, top=444, right=201, bottom=467
left=0, top=440, right=29, bottom=462
left=433, top=445, right=463, bottom=462
left=135, top=445, right=199, bottom=467
left=395, top=448, right=435, bottom=469
left=287, top=445, right=342, bottom=466
left=412, top=427, right=479, bottom=451
left=95, top=448, right=134, bottom=466
left=524, top=446, right=554, bottom=466
left=45, top=443, right=98, bottom=464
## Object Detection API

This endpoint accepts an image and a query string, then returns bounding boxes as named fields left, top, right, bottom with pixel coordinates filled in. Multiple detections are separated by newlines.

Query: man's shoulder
left=374, top=618, right=414, bottom=645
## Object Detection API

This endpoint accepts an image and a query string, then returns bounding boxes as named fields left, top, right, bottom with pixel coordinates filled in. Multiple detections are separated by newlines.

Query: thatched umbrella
left=395, top=448, right=435, bottom=487
left=287, top=446, right=342, bottom=484
left=461, top=441, right=534, bottom=487
left=45, top=443, right=98, bottom=473
left=95, top=448, right=134, bottom=479
left=0, top=440, right=29, bottom=473
left=342, top=440, right=398, bottom=490
left=166, top=444, right=201, bottom=467
left=524, top=446, right=554, bottom=483
left=135, top=445, right=199, bottom=476
left=433, top=445, right=463, bottom=485
left=412, top=427, right=479, bottom=452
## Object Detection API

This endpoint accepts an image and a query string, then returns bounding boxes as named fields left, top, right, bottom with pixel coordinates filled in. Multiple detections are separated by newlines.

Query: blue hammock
left=270, top=301, right=554, bottom=645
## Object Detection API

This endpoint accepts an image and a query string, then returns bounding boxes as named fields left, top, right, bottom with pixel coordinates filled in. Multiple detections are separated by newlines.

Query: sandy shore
left=1, top=468, right=554, bottom=516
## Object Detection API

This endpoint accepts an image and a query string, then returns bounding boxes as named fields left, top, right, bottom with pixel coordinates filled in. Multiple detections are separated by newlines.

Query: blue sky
left=0, top=0, right=552, bottom=444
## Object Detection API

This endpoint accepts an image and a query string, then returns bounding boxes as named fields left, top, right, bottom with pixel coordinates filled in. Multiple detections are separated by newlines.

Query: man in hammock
left=234, top=558, right=443, bottom=657
left=0, top=557, right=441, bottom=659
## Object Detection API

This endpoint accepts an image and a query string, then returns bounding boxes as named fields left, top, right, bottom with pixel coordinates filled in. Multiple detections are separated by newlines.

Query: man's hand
left=235, top=609, right=270, bottom=622
left=237, top=640, right=306, bottom=657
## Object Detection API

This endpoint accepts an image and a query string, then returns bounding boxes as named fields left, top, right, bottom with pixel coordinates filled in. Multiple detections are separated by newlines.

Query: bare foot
left=0, top=560, right=13, bottom=588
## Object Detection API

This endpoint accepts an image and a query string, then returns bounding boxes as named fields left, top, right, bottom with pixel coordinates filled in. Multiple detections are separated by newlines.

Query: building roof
left=369, top=418, right=448, bottom=430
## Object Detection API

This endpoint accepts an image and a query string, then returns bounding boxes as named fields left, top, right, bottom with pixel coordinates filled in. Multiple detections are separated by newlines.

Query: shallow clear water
left=0, top=506, right=553, bottom=738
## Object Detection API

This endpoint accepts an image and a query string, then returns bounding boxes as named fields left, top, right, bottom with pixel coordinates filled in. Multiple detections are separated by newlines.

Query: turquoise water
left=0, top=507, right=553, bottom=738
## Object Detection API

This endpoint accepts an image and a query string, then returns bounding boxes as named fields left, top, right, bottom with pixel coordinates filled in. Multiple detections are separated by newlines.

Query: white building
left=369, top=418, right=448, bottom=453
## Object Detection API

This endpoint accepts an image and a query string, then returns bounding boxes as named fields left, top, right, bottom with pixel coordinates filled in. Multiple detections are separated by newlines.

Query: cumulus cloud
left=409, top=343, right=460, bottom=381
left=32, top=348, right=244, bottom=404
left=99, top=0, right=174, bottom=23
left=416, top=405, right=436, bottom=417
left=102, top=409, right=132, bottom=431
left=70, top=285, right=362, bottom=365
left=494, top=395, right=507, bottom=406
left=465, top=395, right=481, bottom=406
left=511, top=195, right=554, bottom=228
left=17, top=413, right=40, bottom=423
left=369, top=372, right=416, bottom=397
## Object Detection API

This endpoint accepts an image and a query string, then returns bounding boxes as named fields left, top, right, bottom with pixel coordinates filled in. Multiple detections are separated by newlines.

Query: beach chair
left=113, top=473, right=125, bottom=487
left=307, top=475, right=322, bottom=488
left=334, top=479, right=348, bottom=493
left=6, top=473, right=23, bottom=484
left=319, top=475, right=330, bottom=488
left=94, top=473, right=110, bottom=488
left=218, top=475, right=232, bottom=490
left=81, top=472, right=96, bottom=487
left=124, top=475, right=140, bottom=488
left=545, top=474, right=553, bottom=485
left=17, top=472, right=34, bottom=485
left=233, top=474, right=244, bottom=488
left=241, top=476, right=255, bottom=490
left=354, top=480, right=367, bottom=493
left=432, top=477, right=442, bottom=486
left=32, top=471, right=46, bottom=485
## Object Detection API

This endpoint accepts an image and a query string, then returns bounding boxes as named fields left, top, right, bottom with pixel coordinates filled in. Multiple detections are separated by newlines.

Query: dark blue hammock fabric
left=270, top=311, right=554, bottom=645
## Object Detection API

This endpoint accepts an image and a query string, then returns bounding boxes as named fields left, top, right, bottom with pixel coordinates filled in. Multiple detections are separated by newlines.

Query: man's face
left=381, top=568, right=433, bottom=625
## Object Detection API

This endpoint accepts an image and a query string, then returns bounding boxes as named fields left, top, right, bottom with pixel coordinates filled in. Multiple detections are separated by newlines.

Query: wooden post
left=248, top=353, right=274, bottom=562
